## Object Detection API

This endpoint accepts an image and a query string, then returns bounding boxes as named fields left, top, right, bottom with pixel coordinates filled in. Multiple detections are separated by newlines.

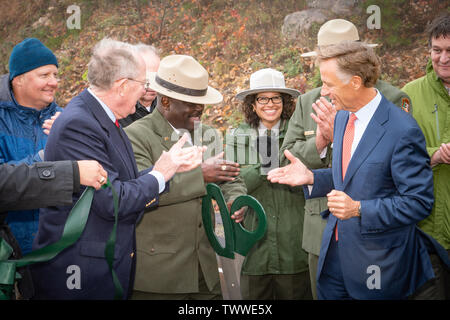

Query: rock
left=282, top=9, right=328, bottom=42
left=281, top=0, right=364, bottom=43
left=307, top=0, right=362, bottom=15
left=32, top=16, right=51, bottom=29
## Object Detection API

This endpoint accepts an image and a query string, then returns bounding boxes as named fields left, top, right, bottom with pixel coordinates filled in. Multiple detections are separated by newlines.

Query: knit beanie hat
left=8, top=38, right=59, bottom=80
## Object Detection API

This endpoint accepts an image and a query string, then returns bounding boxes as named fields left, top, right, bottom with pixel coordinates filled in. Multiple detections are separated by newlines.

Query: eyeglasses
left=256, top=96, right=283, bottom=105
left=127, top=78, right=151, bottom=90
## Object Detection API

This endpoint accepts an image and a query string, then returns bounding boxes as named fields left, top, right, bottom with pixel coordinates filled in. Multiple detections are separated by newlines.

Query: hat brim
left=301, top=43, right=379, bottom=58
left=235, top=87, right=301, bottom=101
left=148, top=72, right=223, bottom=105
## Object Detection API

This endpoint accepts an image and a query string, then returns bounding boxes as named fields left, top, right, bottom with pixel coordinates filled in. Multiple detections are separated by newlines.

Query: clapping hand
left=431, top=142, right=450, bottom=166
left=153, top=133, right=206, bottom=181
left=311, top=97, right=336, bottom=153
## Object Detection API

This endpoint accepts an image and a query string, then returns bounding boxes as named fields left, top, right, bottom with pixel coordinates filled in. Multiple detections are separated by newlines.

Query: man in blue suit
left=268, top=41, right=438, bottom=299
left=30, top=39, right=204, bottom=300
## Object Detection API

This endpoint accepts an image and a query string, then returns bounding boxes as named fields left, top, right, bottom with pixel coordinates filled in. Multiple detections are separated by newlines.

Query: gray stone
left=282, top=9, right=328, bottom=41
left=307, top=0, right=362, bottom=15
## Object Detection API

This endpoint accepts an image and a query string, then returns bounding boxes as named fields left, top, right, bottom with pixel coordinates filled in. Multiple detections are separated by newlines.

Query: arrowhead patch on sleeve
left=401, top=98, right=410, bottom=113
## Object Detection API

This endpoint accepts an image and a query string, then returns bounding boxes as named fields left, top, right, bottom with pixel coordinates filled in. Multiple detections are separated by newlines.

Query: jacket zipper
left=432, top=104, right=440, bottom=141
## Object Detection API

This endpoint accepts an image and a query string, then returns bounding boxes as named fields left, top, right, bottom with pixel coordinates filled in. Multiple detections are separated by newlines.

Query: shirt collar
left=352, top=89, right=381, bottom=124
left=87, top=87, right=116, bottom=123
left=258, top=119, right=280, bottom=135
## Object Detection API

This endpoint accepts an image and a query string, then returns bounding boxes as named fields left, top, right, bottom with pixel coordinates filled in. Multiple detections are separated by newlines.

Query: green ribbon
left=0, top=180, right=123, bottom=300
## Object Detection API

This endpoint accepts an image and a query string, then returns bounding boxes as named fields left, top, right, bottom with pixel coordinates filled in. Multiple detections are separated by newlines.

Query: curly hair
left=240, top=92, right=296, bottom=128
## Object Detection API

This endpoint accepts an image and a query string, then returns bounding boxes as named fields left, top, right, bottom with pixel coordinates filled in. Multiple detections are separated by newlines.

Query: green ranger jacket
left=225, top=120, right=308, bottom=275
left=280, top=80, right=413, bottom=256
left=125, top=109, right=247, bottom=294
left=403, top=60, right=450, bottom=249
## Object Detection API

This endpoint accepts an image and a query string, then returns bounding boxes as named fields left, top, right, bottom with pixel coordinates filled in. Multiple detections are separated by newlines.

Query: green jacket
left=124, top=109, right=247, bottom=293
left=280, top=80, right=413, bottom=256
left=225, top=120, right=308, bottom=275
left=403, top=60, right=450, bottom=249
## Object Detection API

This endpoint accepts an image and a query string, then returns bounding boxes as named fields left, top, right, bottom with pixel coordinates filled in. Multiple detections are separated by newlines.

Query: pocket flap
left=136, top=234, right=177, bottom=255
left=362, top=232, right=406, bottom=250
left=79, top=240, right=121, bottom=259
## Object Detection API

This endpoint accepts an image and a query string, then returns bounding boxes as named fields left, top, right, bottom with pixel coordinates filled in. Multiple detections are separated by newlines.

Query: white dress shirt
left=349, top=89, right=382, bottom=158
left=309, top=89, right=381, bottom=193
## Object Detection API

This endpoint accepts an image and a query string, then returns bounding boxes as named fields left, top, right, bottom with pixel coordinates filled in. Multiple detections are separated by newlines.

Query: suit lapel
left=342, top=97, right=389, bottom=189
left=80, top=90, right=137, bottom=178
left=333, top=111, right=347, bottom=187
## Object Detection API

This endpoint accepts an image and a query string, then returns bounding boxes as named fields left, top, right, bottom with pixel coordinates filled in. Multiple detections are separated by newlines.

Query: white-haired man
left=31, top=39, right=204, bottom=300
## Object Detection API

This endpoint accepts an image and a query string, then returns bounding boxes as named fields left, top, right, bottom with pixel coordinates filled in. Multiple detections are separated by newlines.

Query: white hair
left=134, top=43, right=160, bottom=57
left=87, top=38, right=142, bottom=90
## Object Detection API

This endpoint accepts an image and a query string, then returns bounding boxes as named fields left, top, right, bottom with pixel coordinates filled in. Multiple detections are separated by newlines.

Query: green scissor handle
left=229, top=194, right=267, bottom=256
left=201, top=183, right=267, bottom=258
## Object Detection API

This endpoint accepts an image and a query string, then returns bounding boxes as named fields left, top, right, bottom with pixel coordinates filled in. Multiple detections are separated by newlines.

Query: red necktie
left=335, top=113, right=357, bottom=241
left=342, top=113, right=357, bottom=179
left=115, top=119, right=120, bottom=128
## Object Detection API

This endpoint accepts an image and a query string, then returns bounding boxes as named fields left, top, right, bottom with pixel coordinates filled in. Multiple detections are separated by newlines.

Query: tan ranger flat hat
left=301, top=19, right=378, bottom=57
left=148, top=54, right=223, bottom=105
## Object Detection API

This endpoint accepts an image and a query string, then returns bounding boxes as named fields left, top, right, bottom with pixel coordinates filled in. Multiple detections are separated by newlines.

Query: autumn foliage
left=0, top=0, right=448, bottom=132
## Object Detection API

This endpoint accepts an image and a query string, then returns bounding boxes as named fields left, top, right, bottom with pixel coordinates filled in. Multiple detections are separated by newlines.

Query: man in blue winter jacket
left=0, top=38, right=61, bottom=255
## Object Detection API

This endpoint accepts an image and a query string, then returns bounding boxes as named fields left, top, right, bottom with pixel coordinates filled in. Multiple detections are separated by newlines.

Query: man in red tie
left=267, top=41, right=449, bottom=299
left=31, top=39, right=205, bottom=300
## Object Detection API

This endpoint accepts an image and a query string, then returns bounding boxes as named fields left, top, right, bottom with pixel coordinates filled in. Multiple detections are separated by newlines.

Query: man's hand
left=42, top=111, right=61, bottom=135
left=154, top=133, right=205, bottom=181
left=77, top=160, right=108, bottom=190
left=176, top=145, right=207, bottom=173
left=327, top=190, right=360, bottom=220
left=311, top=97, right=336, bottom=154
left=431, top=142, right=450, bottom=166
left=267, top=150, right=314, bottom=186
left=201, top=152, right=240, bottom=183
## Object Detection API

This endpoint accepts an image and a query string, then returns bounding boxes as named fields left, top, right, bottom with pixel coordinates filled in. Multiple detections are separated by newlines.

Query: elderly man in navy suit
left=267, top=41, right=442, bottom=299
left=30, top=38, right=204, bottom=300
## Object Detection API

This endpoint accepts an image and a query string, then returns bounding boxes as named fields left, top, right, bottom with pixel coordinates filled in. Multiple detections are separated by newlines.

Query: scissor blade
left=216, top=253, right=246, bottom=300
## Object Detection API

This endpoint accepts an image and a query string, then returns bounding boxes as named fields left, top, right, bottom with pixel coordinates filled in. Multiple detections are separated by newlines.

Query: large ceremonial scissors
left=202, top=183, right=267, bottom=299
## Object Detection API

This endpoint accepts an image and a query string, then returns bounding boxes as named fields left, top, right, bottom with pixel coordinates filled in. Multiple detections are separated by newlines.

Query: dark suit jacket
left=118, top=98, right=156, bottom=128
left=31, top=89, right=161, bottom=300
left=0, top=161, right=76, bottom=213
left=307, top=95, right=435, bottom=299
